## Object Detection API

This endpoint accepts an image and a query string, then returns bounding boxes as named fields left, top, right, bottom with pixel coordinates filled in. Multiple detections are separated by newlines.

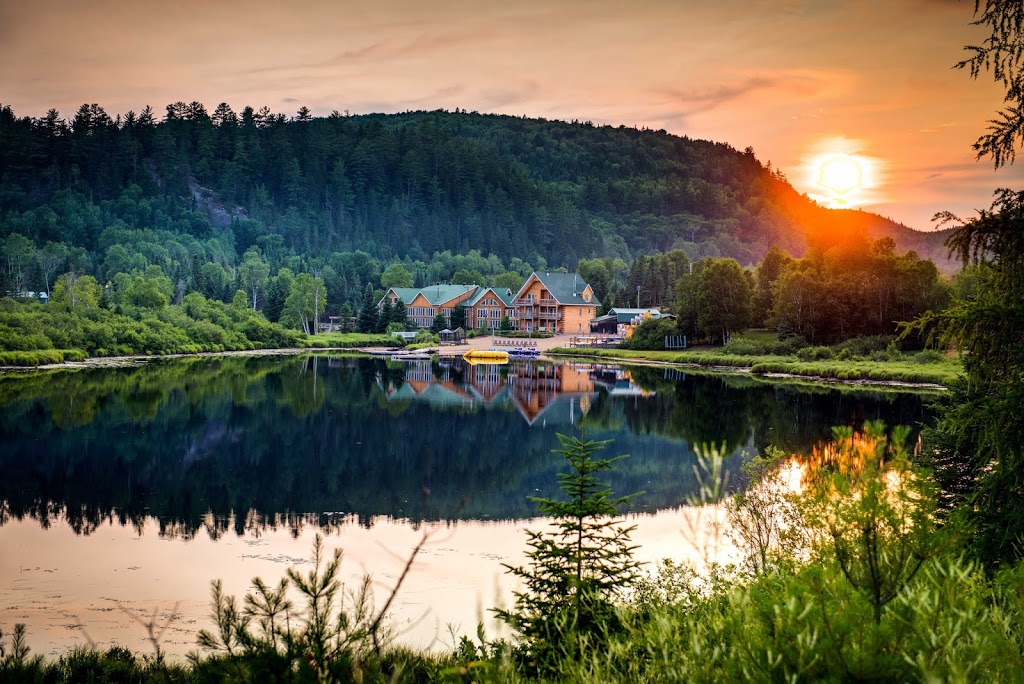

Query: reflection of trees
left=0, top=356, right=932, bottom=539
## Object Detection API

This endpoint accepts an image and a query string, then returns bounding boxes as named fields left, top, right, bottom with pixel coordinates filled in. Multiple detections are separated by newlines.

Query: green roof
left=607, top=308, right=661, bottom=323
left=419, top=284, right=477, bottom=306
left=467, top=286, right=516, bottom=307
left=525, top=272, right=602, bottom=307
left=380, top=284, right=478, bottom=308
left=383, top=287, right=421, bottom=306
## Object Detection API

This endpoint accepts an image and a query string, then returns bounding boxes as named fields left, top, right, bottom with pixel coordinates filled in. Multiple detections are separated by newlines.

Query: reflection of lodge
left=587, top=365, right=656, bottom=398
left=507, top=362, right=597, bottom=426
left=381, top=359, right=654, bottom=425
left=384, top=360, right=476, bottom=408
left=462, top=359, right=508, bottom=403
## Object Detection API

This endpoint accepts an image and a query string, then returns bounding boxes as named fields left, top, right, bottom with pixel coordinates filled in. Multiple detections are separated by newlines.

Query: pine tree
left=495, top=427, right=641, bottom=674
left=357, top=285, right=378, bottom=333
left=391, top=299, right=409, bottom=329
left=375, top=298, right=393, bottom=333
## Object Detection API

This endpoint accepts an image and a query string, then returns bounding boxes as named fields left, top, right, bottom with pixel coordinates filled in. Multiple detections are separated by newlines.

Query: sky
left=2, top=0, right=1021, bottom=231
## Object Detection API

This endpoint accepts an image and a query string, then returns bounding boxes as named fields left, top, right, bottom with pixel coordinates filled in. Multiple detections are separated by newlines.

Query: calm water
left=0, top=355, right=936, bottom=657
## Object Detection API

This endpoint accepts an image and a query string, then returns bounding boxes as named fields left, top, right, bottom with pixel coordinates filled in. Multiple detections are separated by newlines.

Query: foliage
left=0, top=349, right=86, bottom=366
left=747, top=359, right=958, bottom=385
left=430, top=310, right=447, bottom=333
left=550, top=346, right=961, bottom=385
left=281, top=272, right=327, bottom=335
left=956, top=0, right=1024, bottom=167
left=618, top=317, right=677, bottom=350
left=695, top=257, right=752, bottom=343
left=721, top=334, right=803, bottom=356
left=918, top=189, right=1024, bottom=565
left=0, top=291, right=302, bottom=358
left=770, top=237, right=949, bottom=345
left=725, top=446, right=805, bottom=575
left=299, top=332, right=399, bottom=348
left=0, top=103, right=952, bottom=325
left=495, top=428, right=641, bottom=676
left=804, top=422, right=948, bottom=623
left=194, top=534, right=393, bottom=681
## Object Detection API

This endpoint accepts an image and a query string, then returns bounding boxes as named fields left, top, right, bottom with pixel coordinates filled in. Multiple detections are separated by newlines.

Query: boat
left=463, top=348, right=510, bottom=362
left=508, top=347, right=541, bottom=358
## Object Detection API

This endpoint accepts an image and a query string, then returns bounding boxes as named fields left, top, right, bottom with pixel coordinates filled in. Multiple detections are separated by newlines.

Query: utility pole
left=636, top=285, right=641, bottom=308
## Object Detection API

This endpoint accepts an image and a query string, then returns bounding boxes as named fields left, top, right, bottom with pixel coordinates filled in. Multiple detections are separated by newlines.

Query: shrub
left=913, top=349, right=944, bottom=364
left=833, top=335, right=896, bottom=358
left=722, top=336, right=804, bottom=356
left=795, top=345, right=834, bottom=361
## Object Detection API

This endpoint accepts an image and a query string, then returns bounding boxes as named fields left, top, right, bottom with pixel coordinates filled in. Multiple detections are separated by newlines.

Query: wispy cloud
left=246, top=28, right=500, bottom=76
left=656, top=69, right=852, bottom=118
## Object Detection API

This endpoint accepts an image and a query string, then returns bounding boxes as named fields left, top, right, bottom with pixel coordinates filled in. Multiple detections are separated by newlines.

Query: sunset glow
left=803, top=140, right=880, bottom=209
left=817, top=155, right=864, bottom=196
left=2, top=0, right=1022, bottom=228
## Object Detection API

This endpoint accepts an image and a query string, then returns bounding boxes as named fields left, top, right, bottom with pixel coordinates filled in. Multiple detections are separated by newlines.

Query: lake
left=0, top=354, right=937, bottom=658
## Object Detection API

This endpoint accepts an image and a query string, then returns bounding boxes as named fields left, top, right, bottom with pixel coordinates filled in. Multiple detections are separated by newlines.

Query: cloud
left=656, top=69, right=852, bottom=118
left=480, top=81, right=542, bottom=109
left=246, top=27, right=500, bottom=76
left=658, top=76, right=780, bottom=116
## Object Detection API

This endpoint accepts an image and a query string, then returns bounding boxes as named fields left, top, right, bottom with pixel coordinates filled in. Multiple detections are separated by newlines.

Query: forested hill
left=0, top=102, right=950, bottom=272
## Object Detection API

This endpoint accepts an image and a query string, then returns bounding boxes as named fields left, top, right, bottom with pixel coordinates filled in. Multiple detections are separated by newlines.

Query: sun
left=816, top=154, right=863, bottom=196
left=803, top=145, right=878, bottom=208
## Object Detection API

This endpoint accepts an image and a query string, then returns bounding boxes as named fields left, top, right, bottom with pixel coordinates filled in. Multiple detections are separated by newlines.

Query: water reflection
left=0, top=355, right=935, bottom=539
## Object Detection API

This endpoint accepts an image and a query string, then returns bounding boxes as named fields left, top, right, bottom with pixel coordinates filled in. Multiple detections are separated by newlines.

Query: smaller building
left=590, top=308, right=662, bottom=336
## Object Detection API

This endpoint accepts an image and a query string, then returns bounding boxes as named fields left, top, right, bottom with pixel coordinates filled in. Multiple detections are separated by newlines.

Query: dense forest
left=0, top=102, right=952, bottom=309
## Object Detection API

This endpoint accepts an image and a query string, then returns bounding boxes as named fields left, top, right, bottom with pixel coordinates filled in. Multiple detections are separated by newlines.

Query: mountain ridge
left=0, top=103, right=954, bottom=272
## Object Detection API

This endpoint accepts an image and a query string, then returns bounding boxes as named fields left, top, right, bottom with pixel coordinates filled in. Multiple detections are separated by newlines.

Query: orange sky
left=2, top=0, right=1021, bottom=230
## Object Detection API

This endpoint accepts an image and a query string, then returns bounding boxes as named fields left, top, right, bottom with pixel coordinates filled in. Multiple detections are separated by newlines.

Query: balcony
left=513, top=297, right=557, bottom=306
left=518, top=310, right=562, bottom=321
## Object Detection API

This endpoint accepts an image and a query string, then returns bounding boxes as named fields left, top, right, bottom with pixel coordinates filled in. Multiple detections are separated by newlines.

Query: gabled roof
left=379, top=284, right=478, bottom=308
left=418, top=284, right=478, bottom=306
left=518, top=272, right=602, bottom=307
left=466, top=286, right=516, bottom=308
left=380, top=287, right=421, bottom=307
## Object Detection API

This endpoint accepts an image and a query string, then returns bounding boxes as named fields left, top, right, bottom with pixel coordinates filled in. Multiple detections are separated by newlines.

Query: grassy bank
left=549, top=346, right=961, bottom=386
left=296, top=332, right=402, bottom=348
left=0, top=348, right=88, bottom=366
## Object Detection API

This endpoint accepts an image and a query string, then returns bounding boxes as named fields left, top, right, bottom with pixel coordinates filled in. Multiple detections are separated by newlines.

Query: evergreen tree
left=391, top=299, right=409, bottom=329
left=375, top=298, right=393, bottom=333
left=922, top=190, right=1024, bottom=565
left=264, top=268, right=294, bottom=323
left=430, top=311, right=447, bottom=333
left=495, top=428, right=641, bottom=675
left=450, top=303, right=467, bottom=330
left=357, top=285, right=378, bottom=333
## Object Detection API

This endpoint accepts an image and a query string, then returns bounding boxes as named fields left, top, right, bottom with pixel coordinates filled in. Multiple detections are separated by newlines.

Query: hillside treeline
left=0, top=102, right=947, bottom=280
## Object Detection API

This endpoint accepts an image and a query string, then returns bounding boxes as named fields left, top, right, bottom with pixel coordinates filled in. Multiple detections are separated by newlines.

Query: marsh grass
left=551, top=346, right=962, bottom=386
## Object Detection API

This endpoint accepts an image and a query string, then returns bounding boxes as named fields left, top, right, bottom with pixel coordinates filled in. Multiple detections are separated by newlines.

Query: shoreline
left=545, top=348, right=952, bottom=391
left=1, top=343, right=951, bottom=391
